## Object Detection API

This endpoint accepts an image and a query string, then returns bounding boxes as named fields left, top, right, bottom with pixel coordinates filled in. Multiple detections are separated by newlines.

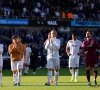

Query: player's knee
left=75, top=67, right=78, bottom=69
left=48, top=68, right=52, bottom=71
left=54, top=70, right=59, bottom=75
left=93, top=68, right=98, bottom=71
left=13, top=70, right=17, bottom=74
left=86, top=67, right=90, bottom=70
left=55, top=69, right=58, bottom=72
left=17, top=63, right=22, bottom=70
left=69, top=67, right=72, bottom=69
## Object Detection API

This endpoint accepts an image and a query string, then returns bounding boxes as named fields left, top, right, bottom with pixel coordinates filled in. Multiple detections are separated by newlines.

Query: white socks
left=75, top=69, right=79, bottom=80
left=0, top=73, right=2, bottom=84
left=70, top=69, right=74, bottom=77
left=24, top=67, right=29, bottom=74
left=70, top=69, right=79, bottom=81
left=18, top=71, right=21, bottom=83
left=48, top=71, right=52, bottom=83
left=54, top=71, right=59, bottom=83
left=13, top=73, right=17, bottom=83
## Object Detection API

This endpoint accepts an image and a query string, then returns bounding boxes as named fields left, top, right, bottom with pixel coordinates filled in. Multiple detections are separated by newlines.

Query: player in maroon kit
left=82, top=30, right=100, bottom=86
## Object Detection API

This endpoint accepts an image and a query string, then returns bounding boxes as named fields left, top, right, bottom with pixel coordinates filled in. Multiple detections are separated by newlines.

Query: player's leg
left=20, top=59, right=24, bottom=76
left=86, top=65, right=91, bottom=86
left=93, top=62, right=98, bottom=85
left=11, top=61, right=18, bottom=86
left=54, top=59, right=60, bottom=86
left=75, top=57, right=79, bottom=82
left=69, top=57, right=74, bottom=81
left=32, top=59, right=37, bottom=74
left=85, top=58, right=91, bottom=86
left=0, top=68, right=2, bottom=86
left=26, top=59, right=30, bottom=75
left=45, top=59, right=53, bottom=86
left=24, top=59, right=28, bottom=75
left=17, top=61, right=23, bottom=86
left=0, top=60, right=3, bottom=86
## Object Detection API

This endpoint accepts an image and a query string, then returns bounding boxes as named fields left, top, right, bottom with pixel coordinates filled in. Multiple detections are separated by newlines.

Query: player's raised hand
left=67, top=53, right=71, bottom=56
left=50, top=38, right=53, bottom=43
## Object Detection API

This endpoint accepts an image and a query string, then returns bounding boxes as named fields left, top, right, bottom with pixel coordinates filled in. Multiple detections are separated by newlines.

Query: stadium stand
left=0, top=0, right=100, bottom=20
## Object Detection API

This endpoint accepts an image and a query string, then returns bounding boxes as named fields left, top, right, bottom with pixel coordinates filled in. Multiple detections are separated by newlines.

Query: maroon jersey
left=82, top=38, right=100, bottom=67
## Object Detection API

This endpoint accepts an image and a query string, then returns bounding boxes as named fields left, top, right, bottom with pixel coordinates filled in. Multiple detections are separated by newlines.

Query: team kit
left=0, top=30, right=99, bottom=86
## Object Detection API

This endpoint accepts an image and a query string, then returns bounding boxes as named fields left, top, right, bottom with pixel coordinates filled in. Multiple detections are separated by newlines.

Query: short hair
left=51, top=30, right=57, bottom=36
left=72, top=33, right=77, bottom=36
left=11, top=35, right=18, bottom=41
left=86, top=30, right=92, bottom=35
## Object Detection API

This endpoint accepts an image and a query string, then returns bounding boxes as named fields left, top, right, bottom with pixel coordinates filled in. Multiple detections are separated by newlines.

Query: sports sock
left=47, top=71, right=52, bottom=83
left=94, top=70, right=98, bottom=80
left=13, top=73, right=17, bottom=83
left=75, top=69, right=79, bottom=80
left=86, top=70, right=90, bottom=82
left=0, top=73, right=2, bottom=84
left=70, top=69, right=74, bottom=76
left=54, top=71, right=59, bottom=83
left=18, top=71, right=21, bottom=83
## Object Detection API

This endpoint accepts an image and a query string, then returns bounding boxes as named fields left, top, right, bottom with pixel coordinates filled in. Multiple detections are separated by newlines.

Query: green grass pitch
left=1, top=68, right=100, bottom=90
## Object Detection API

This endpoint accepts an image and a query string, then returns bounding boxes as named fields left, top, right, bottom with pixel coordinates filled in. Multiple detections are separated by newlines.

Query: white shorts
left=0, top=60, right=3, bottom=70
left=21, top=60, right=24, bottom=69
left=69, top=56, right=79, bottom=68
left=11, top=61, right=22, bottom=71
left=26, top=59, right=30, bottom=65
left=47, top=58, right=60, bottom=69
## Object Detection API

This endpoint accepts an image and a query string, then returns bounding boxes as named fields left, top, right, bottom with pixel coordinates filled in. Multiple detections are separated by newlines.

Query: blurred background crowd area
left=1, top=27, right=100, bottom=69
left=0, top=0, right=100, bottom=20
left=1, top=27, right=100, bottom=58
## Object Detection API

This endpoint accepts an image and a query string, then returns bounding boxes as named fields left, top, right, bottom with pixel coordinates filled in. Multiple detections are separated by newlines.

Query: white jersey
left=0, top=44, right=3, bottom=68
left=26, top=47, right=32, bottom=61
left=67, top=39, right=82, bottom=57
left=45, top=37, right=60, bottom=60
left=0, top=44, right=3, bottom=60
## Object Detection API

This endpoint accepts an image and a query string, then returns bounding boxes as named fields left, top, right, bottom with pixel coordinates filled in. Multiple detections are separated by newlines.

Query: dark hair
left=11, top=35, right=18, bottom=40
left=72, top=33, right=77, bottom=36
left=86, top=30, right=92, bottom=35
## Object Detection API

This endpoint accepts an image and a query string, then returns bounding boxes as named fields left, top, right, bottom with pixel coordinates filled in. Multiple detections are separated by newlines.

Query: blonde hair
left=50, top=30, right=57, bottom=36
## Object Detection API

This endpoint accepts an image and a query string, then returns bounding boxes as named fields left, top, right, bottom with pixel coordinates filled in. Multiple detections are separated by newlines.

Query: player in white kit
left=45, top=30, right=60, bottom=86
left=66, top=33, right=82, bottom=82
left=0, top=43, right=3, bottom=86
left=24, top=43, right=32, bottom=75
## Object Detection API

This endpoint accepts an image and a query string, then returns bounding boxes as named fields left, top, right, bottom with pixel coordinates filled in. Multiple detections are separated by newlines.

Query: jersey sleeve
left=66, top=41, right=70, bottom=47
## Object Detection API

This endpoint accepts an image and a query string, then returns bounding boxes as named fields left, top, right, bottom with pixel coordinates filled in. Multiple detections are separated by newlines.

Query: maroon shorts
left=84, top=57, right=98, bottom=68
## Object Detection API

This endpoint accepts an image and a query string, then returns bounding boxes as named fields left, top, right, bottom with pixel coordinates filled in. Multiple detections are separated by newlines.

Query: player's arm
left=0, top=45, right=3, bottom=54
left=66, top=46, right=71, bottom=56
left=66, top=41, right=71, bottom=56
left=27, top=48, right=32, bottom=60
left=15, top=44, right=23, bottom=54
left=8, top=44, right=15, bottom=54
left=78, top=49, right=84, bottom=56
left=52, top=39, right=60, bottom=50
left=78, top=41, right=84, bottom=56
left=45, top=39, right=50, bottom=50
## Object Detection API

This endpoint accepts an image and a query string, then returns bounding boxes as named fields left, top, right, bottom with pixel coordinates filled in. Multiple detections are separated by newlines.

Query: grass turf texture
left=1, top=68, right=100, bottom=90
